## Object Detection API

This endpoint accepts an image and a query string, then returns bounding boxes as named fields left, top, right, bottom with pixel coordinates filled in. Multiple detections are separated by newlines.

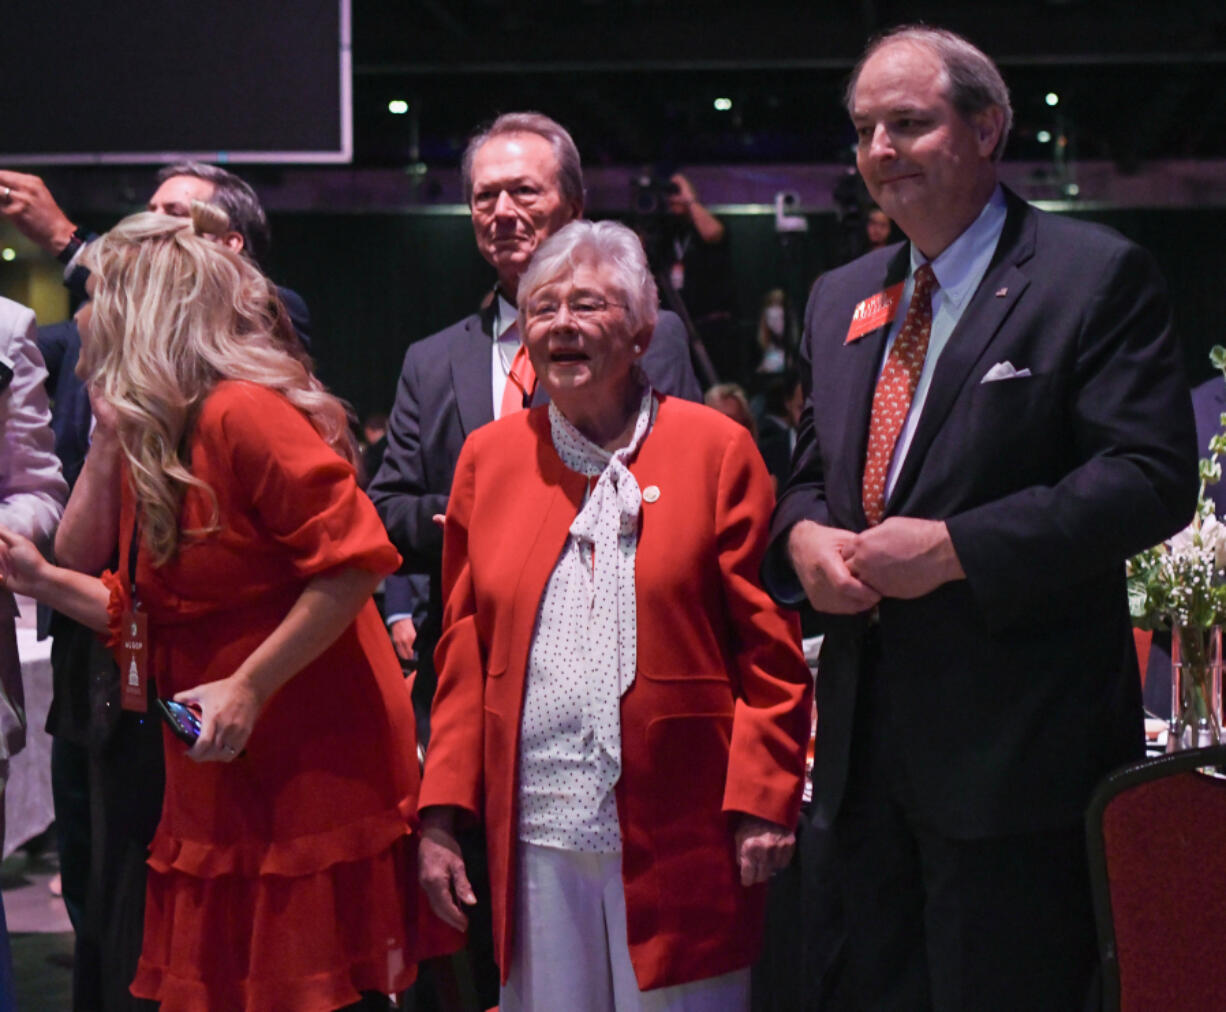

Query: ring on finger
left=1, top=187, right=10, bottom=202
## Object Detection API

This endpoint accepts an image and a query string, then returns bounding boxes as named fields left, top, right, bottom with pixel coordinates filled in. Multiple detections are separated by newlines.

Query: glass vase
left=1169, top=624, right=1224, bottom=750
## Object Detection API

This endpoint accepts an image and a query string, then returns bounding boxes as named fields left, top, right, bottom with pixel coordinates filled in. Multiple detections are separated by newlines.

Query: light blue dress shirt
left=879, top=185, right=1009, bottom=499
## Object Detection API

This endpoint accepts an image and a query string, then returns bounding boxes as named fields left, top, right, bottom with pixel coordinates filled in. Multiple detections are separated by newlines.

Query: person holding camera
left=661, top=173, right=741, bottom=381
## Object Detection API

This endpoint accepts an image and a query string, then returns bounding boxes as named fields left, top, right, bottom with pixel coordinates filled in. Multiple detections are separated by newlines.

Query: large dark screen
left=1, top=0, right=350, bottom=163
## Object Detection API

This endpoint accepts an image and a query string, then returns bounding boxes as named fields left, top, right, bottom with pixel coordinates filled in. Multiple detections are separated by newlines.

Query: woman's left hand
left=175, top=675, right=262, bottom=763
left=734, top=815, right=796, bottom=886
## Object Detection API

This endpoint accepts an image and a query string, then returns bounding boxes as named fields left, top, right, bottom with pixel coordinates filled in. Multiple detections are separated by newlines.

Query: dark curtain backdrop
left=263, top=207, right=1226, bottom=423
left=265, top=214, right=491, bottom=421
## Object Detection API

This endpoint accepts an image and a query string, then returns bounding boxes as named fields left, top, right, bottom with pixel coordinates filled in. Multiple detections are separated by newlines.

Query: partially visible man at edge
left=368, top=110, right=702, bottom=1010
left=0, top=162, right=311, bottom=349
left=763, top=25, right=1196, bottom=1010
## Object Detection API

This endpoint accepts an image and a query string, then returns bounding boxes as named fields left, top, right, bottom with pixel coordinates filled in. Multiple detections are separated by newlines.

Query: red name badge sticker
left=845, top=282, right=904, bottom=344
left=119, top=607, right=149, bottom=713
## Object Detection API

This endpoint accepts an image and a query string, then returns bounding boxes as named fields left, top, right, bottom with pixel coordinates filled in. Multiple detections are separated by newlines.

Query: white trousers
left=500, top=842, right=750, bottom=1012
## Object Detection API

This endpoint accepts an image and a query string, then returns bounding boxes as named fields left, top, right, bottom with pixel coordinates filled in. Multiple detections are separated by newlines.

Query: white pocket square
left=980, top=361, right=1031, bottom=383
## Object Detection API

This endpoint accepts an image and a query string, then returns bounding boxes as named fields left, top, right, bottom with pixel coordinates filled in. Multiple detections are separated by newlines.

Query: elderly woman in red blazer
left=417, top=219, right=812, bottom=1011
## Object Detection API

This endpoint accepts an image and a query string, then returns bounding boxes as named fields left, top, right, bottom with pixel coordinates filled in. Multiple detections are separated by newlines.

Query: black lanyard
left=127, top=514, right=142, bottom=599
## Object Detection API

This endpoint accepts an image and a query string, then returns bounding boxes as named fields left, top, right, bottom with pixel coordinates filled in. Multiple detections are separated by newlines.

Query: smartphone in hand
left=156, top=698, right=202, bottom=746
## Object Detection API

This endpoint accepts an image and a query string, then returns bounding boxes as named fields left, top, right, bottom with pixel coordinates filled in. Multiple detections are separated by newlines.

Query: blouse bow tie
left=570, top=456, right=642, bottom=546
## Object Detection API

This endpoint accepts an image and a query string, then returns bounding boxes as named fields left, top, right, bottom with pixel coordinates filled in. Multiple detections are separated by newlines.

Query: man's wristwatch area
left=56, top=226, right=90, bottom=265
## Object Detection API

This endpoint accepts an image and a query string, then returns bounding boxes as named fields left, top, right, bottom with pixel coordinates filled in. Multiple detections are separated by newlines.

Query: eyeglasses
left=524, top=294, right=628, bottom=325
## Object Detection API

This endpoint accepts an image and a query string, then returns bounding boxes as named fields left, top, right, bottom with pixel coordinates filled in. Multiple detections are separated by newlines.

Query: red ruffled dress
left=105, top=381, right=455, bottom=1011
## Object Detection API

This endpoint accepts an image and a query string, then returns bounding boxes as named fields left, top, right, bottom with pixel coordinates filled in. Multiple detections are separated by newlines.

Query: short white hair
left=517, top=220, right=658, bottom=336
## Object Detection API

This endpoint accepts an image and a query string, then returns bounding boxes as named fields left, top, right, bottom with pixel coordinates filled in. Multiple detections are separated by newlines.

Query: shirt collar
left=495, top=292, right=519, bottom=341
left=910, top=184, right=1008, bottom=310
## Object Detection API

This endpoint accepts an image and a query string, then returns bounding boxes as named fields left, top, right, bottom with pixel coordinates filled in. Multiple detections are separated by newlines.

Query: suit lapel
left=887, top=193, right=1036, bottom=514
left=451, top=302, right=498, bottom=437
left=837, top=246, right=910, bottom=528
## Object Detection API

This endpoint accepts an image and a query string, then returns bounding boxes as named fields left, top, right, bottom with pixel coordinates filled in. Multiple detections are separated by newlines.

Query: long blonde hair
left=79, top=204, right=355, bottom=565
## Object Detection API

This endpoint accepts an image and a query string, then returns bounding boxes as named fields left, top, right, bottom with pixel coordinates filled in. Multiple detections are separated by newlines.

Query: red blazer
left=419, top=396, right=812, bottom=991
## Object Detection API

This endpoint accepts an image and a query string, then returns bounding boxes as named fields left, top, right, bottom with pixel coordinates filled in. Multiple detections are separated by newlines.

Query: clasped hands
left=788, top=516, right=964, bottom=614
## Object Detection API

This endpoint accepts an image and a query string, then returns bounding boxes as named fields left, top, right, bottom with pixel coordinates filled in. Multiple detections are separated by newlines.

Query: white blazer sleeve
left=0, top=297, right=67, bottom=545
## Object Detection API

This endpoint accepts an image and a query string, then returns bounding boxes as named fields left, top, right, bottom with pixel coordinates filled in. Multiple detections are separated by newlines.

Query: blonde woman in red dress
left=0, top=206, right=450, bottom=1011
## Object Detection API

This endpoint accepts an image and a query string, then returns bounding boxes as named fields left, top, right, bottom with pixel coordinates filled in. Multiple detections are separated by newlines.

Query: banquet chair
left=1085, top=744, right=1226, bottom=1011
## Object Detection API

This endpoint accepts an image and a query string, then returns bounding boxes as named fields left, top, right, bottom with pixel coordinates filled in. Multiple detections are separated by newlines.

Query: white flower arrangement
left=1128, top=347, right=1226, bottom=747
left=1128, top=347, right=1226, bottom=631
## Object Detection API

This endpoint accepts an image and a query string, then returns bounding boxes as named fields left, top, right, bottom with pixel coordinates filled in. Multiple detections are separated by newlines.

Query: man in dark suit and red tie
left=764, top=25, right=1198, bottom=1009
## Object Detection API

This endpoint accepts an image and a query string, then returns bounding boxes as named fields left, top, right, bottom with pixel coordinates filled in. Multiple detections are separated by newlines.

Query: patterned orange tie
left=861, top=264, right=939, bottom=526
left=498, top=325, right=536, bottom=418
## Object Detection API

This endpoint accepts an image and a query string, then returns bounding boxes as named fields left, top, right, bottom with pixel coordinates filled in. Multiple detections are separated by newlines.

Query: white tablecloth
left=3, top=597, right=54, bottom=859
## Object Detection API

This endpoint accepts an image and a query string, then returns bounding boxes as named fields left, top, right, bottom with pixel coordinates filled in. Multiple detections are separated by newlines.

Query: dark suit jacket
left=384, top=571, right=430, bottom=627
left=766, top=188, right=1198, bottom=837
left=37, top=320, right=92, bottom=489
left=37, top=320, right=99, bottom=745
left=756, top=413, right=794, bottom=491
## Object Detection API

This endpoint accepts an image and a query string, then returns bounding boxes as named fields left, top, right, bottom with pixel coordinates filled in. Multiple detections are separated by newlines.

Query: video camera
left=630, top=173, right=680, bottom=215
